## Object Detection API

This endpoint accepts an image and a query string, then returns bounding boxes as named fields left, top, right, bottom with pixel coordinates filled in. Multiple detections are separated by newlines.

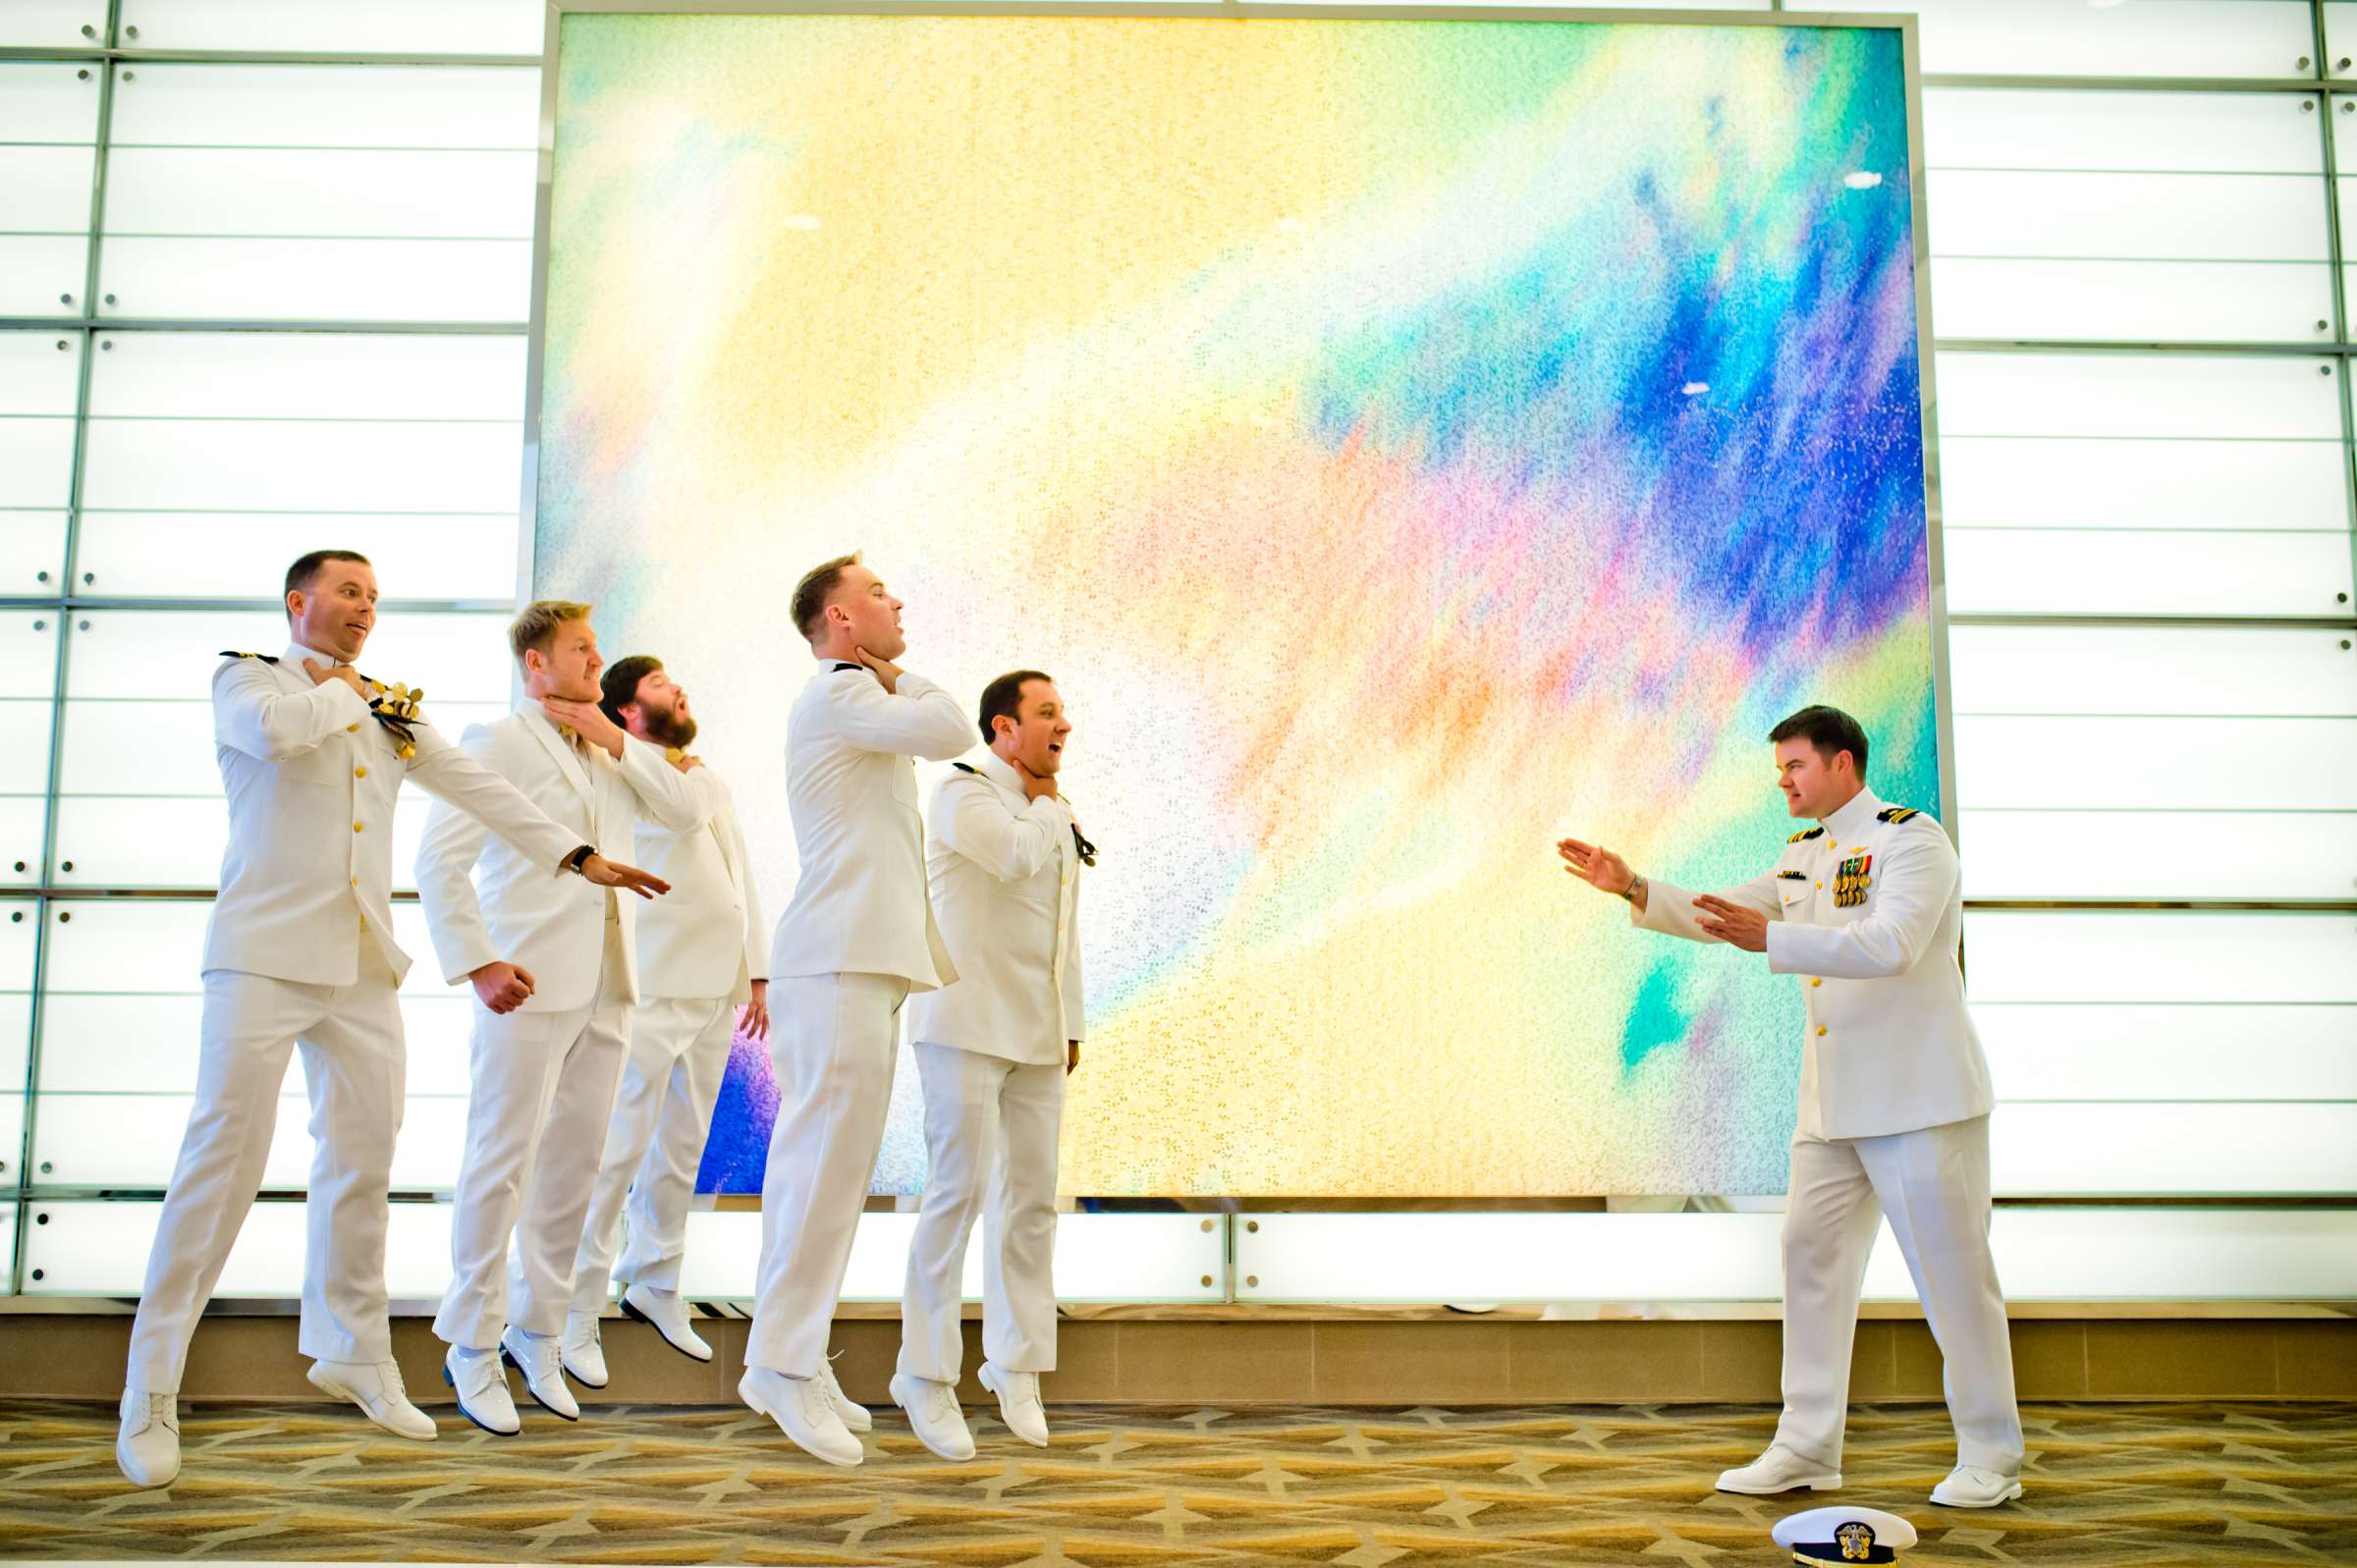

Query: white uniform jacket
left=768, top=662, right=972, bottom=992
left=1635, top=786, right=1995, bottom=1141
left=202, top=643, right=583, bottom=987
left=633, top=760, right=768, bottom=1004
left=414, top=705, right=708, bottom=1012
left=907, top=749, right=1085, bottom=1066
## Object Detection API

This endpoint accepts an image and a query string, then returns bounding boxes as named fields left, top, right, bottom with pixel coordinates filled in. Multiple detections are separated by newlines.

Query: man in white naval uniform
left=561, top=654, right=769, bottom=1385
left=739, top=554, right=972, bottom=1466
left=1559, top=705, right=2023, bottom=1509
left=894, top=670, right=1086, bottom=1462
left=116, top=552, right=663, bottom=1488
left=415, top=601, right=703, bottom=1434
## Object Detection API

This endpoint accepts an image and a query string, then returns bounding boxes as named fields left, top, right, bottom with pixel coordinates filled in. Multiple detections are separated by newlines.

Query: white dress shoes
left=978, top=1362, right=1050, bottom=1448
left=891, top=1373, right=977, bottom=1462
left=1932, top=1465, right=2024, bottom=1507
left=442, top=1346, right=521, bottom=1435
left=620, top=1283, right=713, bottom=1363
left=1716, top=1443, right=1843, bottom=1495
left=818, top=1356, right=873, bottom=1433
left=115, top=1388, right=181, bottom=1487
left=500, top=1326, right=580, bottom=1421
left=740, top=1367, right=863, bottom=1466
left=561, top=1310, right=610, bottom=1388
left=306, top=1358, right=436, bottom=1440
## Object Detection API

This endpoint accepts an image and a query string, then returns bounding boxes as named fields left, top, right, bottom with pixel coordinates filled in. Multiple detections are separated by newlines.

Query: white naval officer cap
left=1771, top=1504, right=1918, bottom=1564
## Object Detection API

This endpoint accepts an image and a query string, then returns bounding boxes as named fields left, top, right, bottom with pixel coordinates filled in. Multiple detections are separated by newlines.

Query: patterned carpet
left=1, top=1400, right=2353, bottom=1566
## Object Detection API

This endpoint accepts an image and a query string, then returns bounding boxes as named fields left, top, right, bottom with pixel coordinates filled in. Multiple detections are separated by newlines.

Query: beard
left=642, top=703, right=699, bottom=750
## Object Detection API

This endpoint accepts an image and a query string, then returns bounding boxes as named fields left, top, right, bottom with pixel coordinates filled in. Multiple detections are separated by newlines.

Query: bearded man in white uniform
left=739, top=554, right=972, bottom=1466
left=1559, top=705, right=2024, bottom=1510
left=561, top=654, right=769, bottom=1384
left=116, top=553, right=663, bottom=1488
left=893, top=670, right=1086, bottom=1461
left=415, top=601, right=703, bottom=1433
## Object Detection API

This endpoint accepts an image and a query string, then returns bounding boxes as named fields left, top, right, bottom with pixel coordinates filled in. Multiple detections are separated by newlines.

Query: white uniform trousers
left=126, top=939, right=405, bottom=1391
left=744, top=971, right=908, bottom=1378
left=433, top=917, right=631, bottom=1349
left=898, top=1043, right=1065, bottom=1382
left=1775, top=1113, right=2024, bottom=1474
left=570, top=993, right=736, bottom=1312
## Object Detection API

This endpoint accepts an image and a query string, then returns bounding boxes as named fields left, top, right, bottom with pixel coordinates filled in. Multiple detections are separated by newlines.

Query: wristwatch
left=562, top=844, right=596, bottom=875
left=1619, top=873, right=1646, bottom=904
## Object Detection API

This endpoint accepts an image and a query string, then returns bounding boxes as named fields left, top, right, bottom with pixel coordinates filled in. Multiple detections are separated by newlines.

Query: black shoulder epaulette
left=1787, top=826, right=1824, bottom=842
left=830, top=662, right=861, bottom=673
left=951, top=762, right=979, bottom=775
left=1877, top=806, right=1922, bottom=825
left=219, top=649, right=279, bottom=664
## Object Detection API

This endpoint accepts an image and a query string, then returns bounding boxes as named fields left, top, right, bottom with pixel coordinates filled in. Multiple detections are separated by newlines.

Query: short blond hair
left=510, top=599, right=593, bottom=666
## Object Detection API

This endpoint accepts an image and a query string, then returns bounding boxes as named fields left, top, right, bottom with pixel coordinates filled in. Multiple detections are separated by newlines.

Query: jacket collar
left=968, top=747, right=1024, bottom=795
left=516, top=699, right=597, bottom=807
left=1821, top=784, right=1885, bottom=844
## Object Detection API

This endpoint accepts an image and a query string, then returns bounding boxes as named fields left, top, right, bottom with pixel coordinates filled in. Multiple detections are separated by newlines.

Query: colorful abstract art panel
left=535, top=12, right=1940, bottom=1196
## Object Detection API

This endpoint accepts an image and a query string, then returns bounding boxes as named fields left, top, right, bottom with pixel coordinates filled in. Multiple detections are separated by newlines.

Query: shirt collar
left=285, top=640, right=341, bottom=668
left=1821, top=784, right=1885, bottom=842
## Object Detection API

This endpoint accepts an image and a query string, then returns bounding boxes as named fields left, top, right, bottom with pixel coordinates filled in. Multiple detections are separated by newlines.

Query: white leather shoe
left=740, top=1368, right=862, bottom=1466
left=978, top=1362, right=1050, bottom=1448
left=442, top=1346, right=521, bottom=1436
left=1932, top=1465, right=2024, bottom=1507
left=501, top=1327, right=580, bottom=1421
left=307, top=1358, right=436, bottom=1440
left=620, top=1283, right=712, bottom=1363
left=1716, top=1443, right=1842, bottom=1495
left=561, top=1311, right=609, bottom=1388
left=819, top=1356, right=873, bottom=1434
left=890, top=1373, right=976, bottom=1462
left=115, top=1388, right=180, bottom=1487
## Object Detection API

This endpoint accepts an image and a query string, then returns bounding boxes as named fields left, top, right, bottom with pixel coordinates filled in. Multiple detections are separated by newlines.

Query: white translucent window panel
left=1928, top=172, right=2327, bottom=263
left=0, top=514, right=68, bottom=596
left=0, top=1097, right=20, bottom=1184
left=1968, top=910, right=2357, bottom=1004
left=104, top=148, right=535, bottom=242
left=1923, top=88, right=2324, bottom=176
left=0, top=146, right=98, bottom=237
left=77, top=514, right=521, bottom=602
left=88, top=333, right=526, bottom=421
left=1231, top=1211, right=2357, bottom=1304
left=1980, top=1004, right=2357, bottom=1102
left=60, top=697, right=505, bottom=796
left=40, top=992, right=477, bottom=1099
left=38, top=898, right=206, bottom=993
left=33, top=1091, right=466, bottom=1188
left=115, top=0, right=546, bottom=55
left=63, top=611, right=513, bottom=701
left=1928, top=258, right=2333, bottom=346
left=0, top=421, right=77, bottom=511
left=1960, top=811, right=2357, bottom=901
left=0, top=613, right=61, bottom=700
left=0, top=801, right=43, bottom=889
left=108, top=65, right=539, bottom=150
left=23, top=1198, right=457, bottom=1298
left=0, top=898, right=33, bottom=1098
left=0, top=1, right=107, bottom=49
left=0, top=330, right=83, bottom=417
left=1994, top=1104, right=2357, bottom=1197
left=1937, top=352, right=2339, bottom=442
left=0, top=695, right=56, bottom=797
left=81, top=418, right=522, bottom=514
left=1945, top=529, right=2354, bottom=619
left=1837, top=0, right=2313, bottom=80
left=1955, top=717, right=2357, bottom=811
left=0, top=63, right=104, bottom=144
left=1947, top=625, right=2357, bottom=719
left=0, top=235, right=92, bottom=319
left=2331, top=6, right=2357, bottom=81
left=94, top=237, right=531, bottom=325
left=49, top=790, right=438, bottom=891
left=676, top=1212, right=1228, bottom=1304
left=1938, top=438, right=2345, bottom=532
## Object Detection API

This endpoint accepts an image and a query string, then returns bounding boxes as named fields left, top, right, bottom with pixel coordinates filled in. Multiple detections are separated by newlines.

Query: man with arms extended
left=894, top=670, right=1087, bottom=1460
left=116, top=553, right=662, bottom=1487
left=1559, top=705, right=2023, bottom=1509
left=561, top=655, right=769, bottom=1384
left=740, top=554, right=972, bottom=1465
left=415, top=601, right=702, bottom=1433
